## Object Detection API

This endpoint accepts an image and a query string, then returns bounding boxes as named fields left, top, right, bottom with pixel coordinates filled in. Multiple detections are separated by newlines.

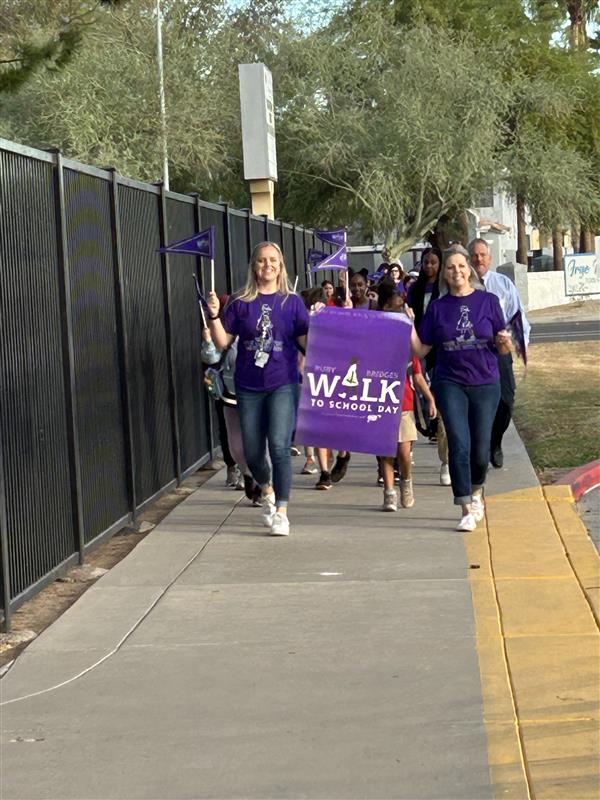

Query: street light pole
left=156, top=0, right=169, bottom=190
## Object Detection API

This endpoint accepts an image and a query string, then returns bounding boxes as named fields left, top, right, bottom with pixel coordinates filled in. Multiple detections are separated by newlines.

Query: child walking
left=378, top=286, right=437, bottom=511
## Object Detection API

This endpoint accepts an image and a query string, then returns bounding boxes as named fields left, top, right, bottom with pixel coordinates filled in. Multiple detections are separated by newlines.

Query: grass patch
left=513, top=341, right=600, bottom=471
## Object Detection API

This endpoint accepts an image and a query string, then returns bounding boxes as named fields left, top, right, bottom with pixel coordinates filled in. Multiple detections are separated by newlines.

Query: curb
left=555, top=459, right=600, bottom=501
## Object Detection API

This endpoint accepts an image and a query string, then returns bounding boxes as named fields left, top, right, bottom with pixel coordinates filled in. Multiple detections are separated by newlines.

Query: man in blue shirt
left=468, top=238, right=530, bottom=468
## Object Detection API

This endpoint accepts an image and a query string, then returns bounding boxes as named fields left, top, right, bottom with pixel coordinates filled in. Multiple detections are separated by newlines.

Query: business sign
left=295, top=308, right=412, bottom=457
left=564, top=253, right=600, bottom=296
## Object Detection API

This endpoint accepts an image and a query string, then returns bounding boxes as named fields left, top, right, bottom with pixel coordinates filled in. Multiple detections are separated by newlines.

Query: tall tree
left=275, top=7, right=514, bottom=255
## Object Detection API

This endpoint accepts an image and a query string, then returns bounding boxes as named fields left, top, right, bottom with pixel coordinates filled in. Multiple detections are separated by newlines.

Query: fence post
left=0, top=425, right=11, bottom=631
left=193, top=196, right=214, bottom=462
left=156, top=183, right=182, bottom=484
left=52, top=150, right=86, bottom=564
left=292, top=223, right=300, bottom=288
left=108, top=170, right=137, bottom=519
left=245, top=209, right=252, bottom=262
left=220, top=202, right=233, bottom=294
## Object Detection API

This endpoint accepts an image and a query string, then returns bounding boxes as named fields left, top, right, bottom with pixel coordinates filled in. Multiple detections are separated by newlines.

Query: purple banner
left=316, top=228, right=347, bottom=247
left=158, top=225, right=214, bottom=257
left=310, top=245, right=347, bottom=272
left=296, top=308, right=413, bottom=456
left=508, top=310, right=528, bottom=364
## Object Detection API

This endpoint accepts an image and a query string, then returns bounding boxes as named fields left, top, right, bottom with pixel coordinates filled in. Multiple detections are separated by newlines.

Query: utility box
left=238, top=63, right=278, bottom=182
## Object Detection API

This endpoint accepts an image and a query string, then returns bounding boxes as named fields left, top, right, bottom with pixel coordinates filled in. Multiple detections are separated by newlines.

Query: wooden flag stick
left=199, top=301, right=207, bottom=328
left=293, top=276, right=298, bottom=293
left=210, top=258, right=215, bottom=293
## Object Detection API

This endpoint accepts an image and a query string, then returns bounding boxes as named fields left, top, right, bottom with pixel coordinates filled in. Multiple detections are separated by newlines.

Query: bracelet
left=208, top=313, right=219, bottom=321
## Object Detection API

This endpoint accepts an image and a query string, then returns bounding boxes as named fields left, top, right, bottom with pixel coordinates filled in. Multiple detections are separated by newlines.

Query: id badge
left=255, top=350, right=270, bottom=368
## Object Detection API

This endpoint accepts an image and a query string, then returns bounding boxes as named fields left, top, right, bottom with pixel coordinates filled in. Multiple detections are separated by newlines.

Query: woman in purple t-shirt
left=207, top=242, right=309, bottom=537
left=409, top=244, right=511, bottom=532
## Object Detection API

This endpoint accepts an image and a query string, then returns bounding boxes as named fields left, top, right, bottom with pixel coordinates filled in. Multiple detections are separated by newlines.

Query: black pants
left=491, top=353, right=516, bottom=452
left=215, top=399, right=235, bottom=468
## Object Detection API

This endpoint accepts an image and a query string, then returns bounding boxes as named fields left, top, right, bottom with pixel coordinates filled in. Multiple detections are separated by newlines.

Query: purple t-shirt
left=222, top=293, right=309, bottom=391
left=419, top=291, right=505, bottom=385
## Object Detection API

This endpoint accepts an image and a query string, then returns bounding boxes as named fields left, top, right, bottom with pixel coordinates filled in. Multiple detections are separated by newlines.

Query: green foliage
left=1, top=0, right=597, bottom=244
left=0, top=1, right=128, bottom=94
left=275, top=7, right=514, bottom=254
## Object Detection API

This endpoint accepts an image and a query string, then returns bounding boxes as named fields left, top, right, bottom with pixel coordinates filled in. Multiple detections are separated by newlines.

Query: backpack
left=203, top=366, right=226, bottom=400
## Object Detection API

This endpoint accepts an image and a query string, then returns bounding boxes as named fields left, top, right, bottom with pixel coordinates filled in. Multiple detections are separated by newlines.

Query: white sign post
left=239, top=63, right=278, bottom=219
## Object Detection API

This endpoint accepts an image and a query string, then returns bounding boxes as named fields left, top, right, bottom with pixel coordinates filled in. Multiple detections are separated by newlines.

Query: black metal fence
left=0, top=138, right=335, bottom=629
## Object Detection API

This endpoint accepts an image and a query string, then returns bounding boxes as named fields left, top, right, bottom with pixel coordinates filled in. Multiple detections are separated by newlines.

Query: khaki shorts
left=398, top=410, right=417, bottom=443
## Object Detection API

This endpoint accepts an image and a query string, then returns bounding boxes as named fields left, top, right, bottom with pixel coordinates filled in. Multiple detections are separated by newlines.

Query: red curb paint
left=556, top=459, right=600, bottom=501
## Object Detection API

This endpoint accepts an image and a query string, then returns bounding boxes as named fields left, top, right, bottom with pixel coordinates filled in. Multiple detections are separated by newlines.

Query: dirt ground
left=513, top=339, right=600, bottom=473
left=0, top=465, right=224, bottom=671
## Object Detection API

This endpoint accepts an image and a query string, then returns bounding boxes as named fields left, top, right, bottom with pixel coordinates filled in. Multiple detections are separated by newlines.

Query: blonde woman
left=207, top=242, right=309, bottom=537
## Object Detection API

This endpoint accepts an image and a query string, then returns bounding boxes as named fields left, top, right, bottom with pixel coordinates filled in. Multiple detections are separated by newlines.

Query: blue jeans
left=433, top=380, right=501, bottom=505
left=236, top=384, right=298, bottom=507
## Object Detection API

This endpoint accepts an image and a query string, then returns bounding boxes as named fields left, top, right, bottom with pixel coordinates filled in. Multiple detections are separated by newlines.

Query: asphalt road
left=529, top=319, right=600, bottom=343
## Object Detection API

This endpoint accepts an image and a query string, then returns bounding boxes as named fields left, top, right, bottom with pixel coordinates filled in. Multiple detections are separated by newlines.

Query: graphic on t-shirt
left=246, top=302, right=283, bottom=354
left=456, top=305, right=475, bottom=342
left=443, top=302, right=489, bottom=352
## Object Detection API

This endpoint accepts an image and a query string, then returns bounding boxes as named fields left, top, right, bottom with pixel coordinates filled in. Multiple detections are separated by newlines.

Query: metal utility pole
left=156, top=0, right=169, bottom=190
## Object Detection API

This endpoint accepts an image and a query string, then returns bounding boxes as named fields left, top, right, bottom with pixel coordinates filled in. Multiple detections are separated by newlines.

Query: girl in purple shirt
left=409, top=244, right=511, bottom=532
left=207, top=242, right=309, bottom=537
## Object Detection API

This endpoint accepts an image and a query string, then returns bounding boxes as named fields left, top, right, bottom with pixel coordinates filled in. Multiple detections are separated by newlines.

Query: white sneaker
left=456, top=513, right=476, bottom=532
left=270, top=512, right=290, bottom=536
left=261, top=492, right=276, bottom=528
left=382, top=489, right=398, bottom=512
left=400, top=478, right=414, bottom=508
left=471, top=494, right=485, bottom=522
left=440, top=463, right=451, bottom=486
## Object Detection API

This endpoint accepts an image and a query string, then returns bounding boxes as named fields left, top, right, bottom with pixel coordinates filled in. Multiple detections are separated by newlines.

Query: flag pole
left=210, top=258, right=215, bottom=293
left=343, top=231, right=349, bottom=304
left=293, top=276, right=298, bottom=293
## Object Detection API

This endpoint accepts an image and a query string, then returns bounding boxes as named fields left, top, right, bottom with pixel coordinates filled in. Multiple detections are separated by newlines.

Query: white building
left=468, top=186, right=522, bottom=267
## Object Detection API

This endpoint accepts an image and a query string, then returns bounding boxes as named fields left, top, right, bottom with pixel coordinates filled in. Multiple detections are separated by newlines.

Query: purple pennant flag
left=316, top=228, right=347, bottom=247
left=508, top=310, right=527, bottom=364
left=310, top=245, right=348, bottom=272
left=307, top=248, right=328, bottom=265
left=158, top=225, right=214, bottom=257
left=295, top=307, right=412, bottom=456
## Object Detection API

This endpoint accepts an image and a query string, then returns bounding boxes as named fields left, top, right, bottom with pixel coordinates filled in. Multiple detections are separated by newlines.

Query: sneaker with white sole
left=440, top=463, right=451, bottom=486
left=301, top=459, right=318, bottom=475
left=261, top=492, right=276, bottom=528
left=471, top=494, right=485, bottom=522
left=400, top=478, right=414, bottom=508
left=382, top=489, right=398, bottom=512
left=270, top=512, right=290, bottom=536
left=456, top=513, right=476, bottom=532
left=226, top=465, right=240, bottom=487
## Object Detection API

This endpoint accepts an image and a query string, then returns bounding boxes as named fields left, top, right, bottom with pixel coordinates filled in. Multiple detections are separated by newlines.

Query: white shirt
left=480, top=269, right=531, bottom=346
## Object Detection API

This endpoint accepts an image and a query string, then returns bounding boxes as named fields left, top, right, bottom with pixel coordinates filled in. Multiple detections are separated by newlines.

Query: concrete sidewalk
left=1, top=426, right=598, bottom=799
